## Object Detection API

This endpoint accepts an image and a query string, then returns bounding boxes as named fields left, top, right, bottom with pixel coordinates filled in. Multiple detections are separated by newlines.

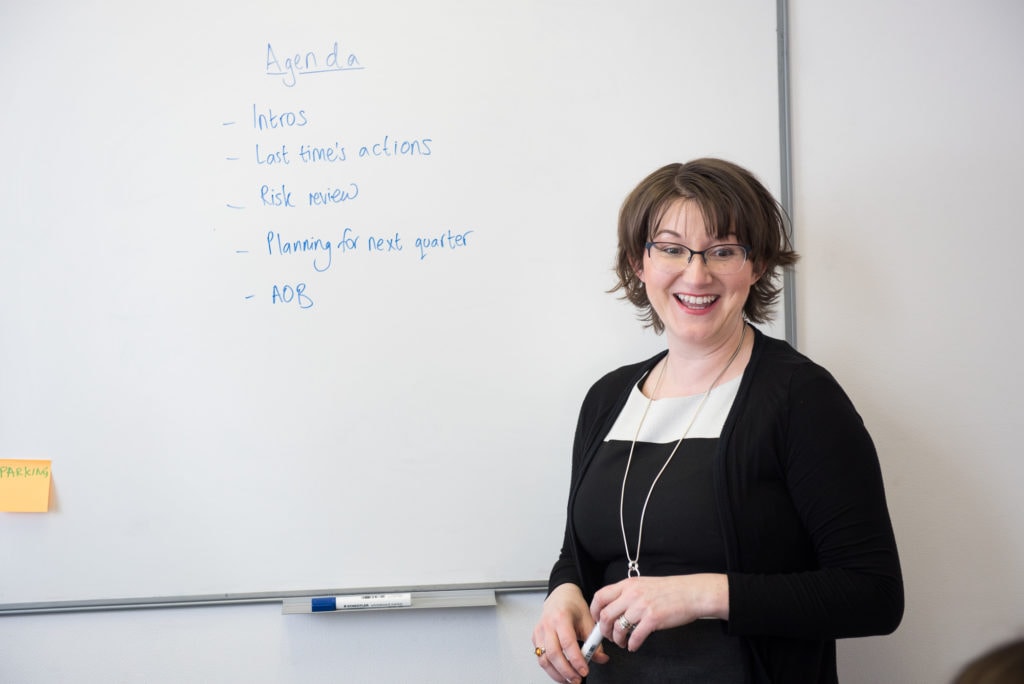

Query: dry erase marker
left=582, top=624, right=603, bottom=662
left=310, top=593, right=412, bottom=612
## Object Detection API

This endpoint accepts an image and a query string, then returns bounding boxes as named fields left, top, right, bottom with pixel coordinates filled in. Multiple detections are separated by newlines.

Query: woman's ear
left=632, top=261, right=645, bottom=286
left=750, top=261, right=767, bottom=284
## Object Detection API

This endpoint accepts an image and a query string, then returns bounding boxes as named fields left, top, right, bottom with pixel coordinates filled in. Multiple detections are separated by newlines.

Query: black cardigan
left=548, top=327, right=904, bottom=683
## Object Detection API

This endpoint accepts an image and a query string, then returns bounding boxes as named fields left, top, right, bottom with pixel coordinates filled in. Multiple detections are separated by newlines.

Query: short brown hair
left=612, top=158, right=798, bottom=332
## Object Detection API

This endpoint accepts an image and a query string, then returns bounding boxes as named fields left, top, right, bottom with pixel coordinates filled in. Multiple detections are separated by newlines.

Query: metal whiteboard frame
left=0, top=581, right=543, bottom=616
left=778, top=0, right=798, bottom=347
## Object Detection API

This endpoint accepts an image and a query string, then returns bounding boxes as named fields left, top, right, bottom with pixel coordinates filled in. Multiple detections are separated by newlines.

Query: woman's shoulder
left=751, top=327, right=833, bottom=381
left=748, top=327, right=854, bottom=405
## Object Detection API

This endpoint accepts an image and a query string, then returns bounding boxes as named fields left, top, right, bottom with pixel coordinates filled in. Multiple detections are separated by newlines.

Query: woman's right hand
left=532, top=583, right=609, bottom=683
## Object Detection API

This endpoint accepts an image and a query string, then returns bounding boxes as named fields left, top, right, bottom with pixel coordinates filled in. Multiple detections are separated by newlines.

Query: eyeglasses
left=644, top=241, right=751, bottom=275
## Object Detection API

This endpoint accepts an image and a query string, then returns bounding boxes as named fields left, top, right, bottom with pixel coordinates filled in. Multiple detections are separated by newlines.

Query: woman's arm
left=726, top=365, right=904, bottom=638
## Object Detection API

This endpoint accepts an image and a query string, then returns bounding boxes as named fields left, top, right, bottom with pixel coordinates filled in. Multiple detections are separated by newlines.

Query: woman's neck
left=646, top=321, right=752, bottom=398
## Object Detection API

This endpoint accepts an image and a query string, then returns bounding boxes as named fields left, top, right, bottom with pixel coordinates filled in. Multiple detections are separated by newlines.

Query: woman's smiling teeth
left=675, top=293, right=718, bottom=310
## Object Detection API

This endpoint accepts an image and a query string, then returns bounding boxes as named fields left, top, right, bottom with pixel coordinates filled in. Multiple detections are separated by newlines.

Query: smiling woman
left=638, top=199, right=760, bottom=354
left=532, top=158, right=902, bottom=684
left=614, top=159, right=798, bottom=334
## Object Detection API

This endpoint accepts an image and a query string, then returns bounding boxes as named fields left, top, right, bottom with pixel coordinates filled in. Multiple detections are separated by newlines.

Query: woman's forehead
left=652, top=198, right=733, bottom=239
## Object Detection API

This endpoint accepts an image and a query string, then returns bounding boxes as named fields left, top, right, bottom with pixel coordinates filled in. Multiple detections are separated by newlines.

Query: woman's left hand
left=590, top=573, right=730, bottom=651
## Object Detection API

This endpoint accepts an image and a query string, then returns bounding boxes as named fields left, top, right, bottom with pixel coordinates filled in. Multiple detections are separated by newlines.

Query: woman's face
left=638, top=199, right=758, bottom=350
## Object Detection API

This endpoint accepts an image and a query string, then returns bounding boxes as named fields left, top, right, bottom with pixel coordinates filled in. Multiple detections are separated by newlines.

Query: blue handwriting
left=271, top=283, right=314, bottom=308
left=266, top=41, right=363, bottom=88
left=262, top=227, right=475, bottom=270
left=415, top=229, right=474, bottom=260
left=253, top=105, right=308, bottom=130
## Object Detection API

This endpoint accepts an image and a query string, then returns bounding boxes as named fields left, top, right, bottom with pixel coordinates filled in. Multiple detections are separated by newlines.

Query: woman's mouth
left=674, top=293, right=719, bottom=311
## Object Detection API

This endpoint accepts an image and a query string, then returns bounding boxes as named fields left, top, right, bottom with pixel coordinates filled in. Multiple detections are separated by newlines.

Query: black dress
left=573, top=378, right=752, bottom=683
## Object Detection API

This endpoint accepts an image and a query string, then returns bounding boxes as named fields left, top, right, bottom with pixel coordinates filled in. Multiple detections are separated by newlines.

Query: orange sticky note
left=0, top=459, right=52, bottom=512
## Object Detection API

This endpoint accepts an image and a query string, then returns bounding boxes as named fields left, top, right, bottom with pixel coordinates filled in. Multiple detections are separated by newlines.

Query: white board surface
left=0, top=0, right=782, bottom=606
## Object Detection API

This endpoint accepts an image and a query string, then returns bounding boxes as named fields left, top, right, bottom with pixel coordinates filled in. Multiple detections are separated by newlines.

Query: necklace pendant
left=627, top=560, right=640, bottom=578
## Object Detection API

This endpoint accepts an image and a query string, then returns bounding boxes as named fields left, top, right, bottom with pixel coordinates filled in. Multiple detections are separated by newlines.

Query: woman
left=532, top=159, right=903, bottom=683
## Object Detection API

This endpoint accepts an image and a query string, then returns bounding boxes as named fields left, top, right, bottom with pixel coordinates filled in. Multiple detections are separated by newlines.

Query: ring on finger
left=617, top=614, right=637, bottom=632
left=534, top=645, right=545, bottom=657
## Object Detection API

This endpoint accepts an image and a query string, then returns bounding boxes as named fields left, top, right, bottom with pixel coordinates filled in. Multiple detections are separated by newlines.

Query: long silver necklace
left=618, top=324, right=747, bottom=578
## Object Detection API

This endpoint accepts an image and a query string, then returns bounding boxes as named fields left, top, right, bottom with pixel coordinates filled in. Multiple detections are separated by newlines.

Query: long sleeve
left=542, top=330, right=902, bottom=681
left=723, top=353, right=904, bottom=640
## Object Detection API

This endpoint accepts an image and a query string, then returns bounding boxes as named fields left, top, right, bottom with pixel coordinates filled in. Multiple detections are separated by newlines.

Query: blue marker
left=310, top=593, right=412, bottom=612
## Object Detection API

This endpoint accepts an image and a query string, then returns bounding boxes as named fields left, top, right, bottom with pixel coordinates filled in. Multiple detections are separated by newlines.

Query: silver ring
left=534, top=645, right=545, bottom=657
left=617, top=615, right=637, bottom=632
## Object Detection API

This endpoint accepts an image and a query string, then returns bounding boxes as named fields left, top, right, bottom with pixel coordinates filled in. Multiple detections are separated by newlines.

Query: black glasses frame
left=644, top=241, right=751, bottom=270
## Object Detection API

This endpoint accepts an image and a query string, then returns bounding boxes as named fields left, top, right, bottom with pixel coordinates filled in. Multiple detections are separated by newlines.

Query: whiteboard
left=0, top=0, right=783, bottom=606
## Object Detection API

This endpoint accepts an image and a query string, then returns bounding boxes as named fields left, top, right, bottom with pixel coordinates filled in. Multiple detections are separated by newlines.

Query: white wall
left=2, top=2, right=1022, bottom=682
left=789, top=0, right=1024, bottom=681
